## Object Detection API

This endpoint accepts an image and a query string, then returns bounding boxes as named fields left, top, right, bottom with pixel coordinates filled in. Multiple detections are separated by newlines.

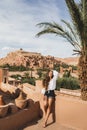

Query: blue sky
left=0, top=0, right=79, bottom=58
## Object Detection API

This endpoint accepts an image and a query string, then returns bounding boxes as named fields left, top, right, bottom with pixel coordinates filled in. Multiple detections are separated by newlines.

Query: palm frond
left=77, top=0, right=82, bottom=13
left=61, top=20, right=78, bottom=42
left=61, top=20, right=81, bottom=49
left=36, top=28, right=59, bottom=37
left=73, top=49, right=82, bottom=54
left=83, top=0, right=87, bottom=45
left=36, top=22, right=65, bottom=33
left=65, top=0, right=83, bottom=41
left=36, top=22, right=81, bottom=50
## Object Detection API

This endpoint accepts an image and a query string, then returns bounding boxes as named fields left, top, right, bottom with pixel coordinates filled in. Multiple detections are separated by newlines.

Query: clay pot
left=15, top=91, right=28, bottom=109
left=0, top=95, right=5, bottom=105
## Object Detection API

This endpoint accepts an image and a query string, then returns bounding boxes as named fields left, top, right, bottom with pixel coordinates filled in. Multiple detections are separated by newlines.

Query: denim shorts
left=44, top=90, right=55, bottom=98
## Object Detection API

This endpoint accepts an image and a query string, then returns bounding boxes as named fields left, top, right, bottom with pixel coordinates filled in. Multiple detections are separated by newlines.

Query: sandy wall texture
left=0, top=101, right=40, bottom=130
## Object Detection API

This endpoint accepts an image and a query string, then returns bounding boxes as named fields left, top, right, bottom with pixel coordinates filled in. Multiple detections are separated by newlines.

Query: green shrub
left=70, top=65, right=77, bottom=70
left=11, top=74, right=36, bottom=86
left=28, top=78, right=36, bottom=86
left=21, top=77, right=36, bottom=86
left=11, top=74, right=22, bottom=80
left=61, top=63, right=69, bottom=68
left=53, top=64, right=60, bottom=72
left=1, top=64, right=30, bottom=71
left=37, top=69, right=43, bottom=78
left=56, top=77, right=80, bottom=90
left=63, top=70, right=71, bottom=78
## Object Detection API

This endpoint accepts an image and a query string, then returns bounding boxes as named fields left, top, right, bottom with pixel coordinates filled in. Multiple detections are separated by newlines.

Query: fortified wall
left=0, top=68, right=40, bottom=130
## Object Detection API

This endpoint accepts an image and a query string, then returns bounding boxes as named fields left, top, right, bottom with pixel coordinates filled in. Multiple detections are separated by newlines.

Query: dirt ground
left=22, top=118, right=76, bottom=130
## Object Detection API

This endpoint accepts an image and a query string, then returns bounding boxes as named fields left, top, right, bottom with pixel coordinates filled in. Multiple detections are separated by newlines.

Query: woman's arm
left=53, top=70, right=58, bottom=80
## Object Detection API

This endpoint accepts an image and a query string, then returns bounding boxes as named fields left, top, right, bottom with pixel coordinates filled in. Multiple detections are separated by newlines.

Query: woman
left=41, top=70, right=58, bottom=128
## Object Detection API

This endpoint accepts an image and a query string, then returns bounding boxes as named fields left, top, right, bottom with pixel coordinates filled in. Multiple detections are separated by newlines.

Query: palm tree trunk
left=78, top=46, right=87, bottom=100
left=79, top=0, right=87, bottom=101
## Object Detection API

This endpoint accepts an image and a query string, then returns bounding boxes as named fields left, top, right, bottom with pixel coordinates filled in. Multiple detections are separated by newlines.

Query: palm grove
left=36, top=0, right=87, bottom=101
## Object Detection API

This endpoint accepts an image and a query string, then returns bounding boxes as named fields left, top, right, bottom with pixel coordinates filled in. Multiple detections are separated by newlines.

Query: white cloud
left=1, top=47, right=13, bottom=50
left=0, top=0, right=74, bottom=58
left=0, top=46, right=15, bottom=58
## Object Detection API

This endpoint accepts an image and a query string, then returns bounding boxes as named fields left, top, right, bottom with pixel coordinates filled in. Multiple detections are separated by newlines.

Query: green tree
left=56, top=77, right=80, bottom=90
left=21, top=77, right=36, bottom=86
left=63, top=70, right=71, bottom=78
left=24, top=72, right=30, bottom=78
left=36, top=0, right=87, bottom=100
left=37, top=69, right=43, bottom=79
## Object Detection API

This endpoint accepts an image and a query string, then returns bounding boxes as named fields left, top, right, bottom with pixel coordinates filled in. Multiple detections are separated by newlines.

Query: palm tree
left=36, top=0, right=87, bottom=100
left=24, top=72, right=30, bottom=79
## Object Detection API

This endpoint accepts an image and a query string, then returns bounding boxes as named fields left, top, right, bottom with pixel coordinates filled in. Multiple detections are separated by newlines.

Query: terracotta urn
left=15, top=91, right=28, bottom=109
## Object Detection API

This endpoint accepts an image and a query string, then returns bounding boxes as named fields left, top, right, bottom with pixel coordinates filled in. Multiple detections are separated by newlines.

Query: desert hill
left=0, top=49, right=79, bottom=69
left=0, top=49, right=61, bottom=69
left=55, top=57, right=79, bottom=66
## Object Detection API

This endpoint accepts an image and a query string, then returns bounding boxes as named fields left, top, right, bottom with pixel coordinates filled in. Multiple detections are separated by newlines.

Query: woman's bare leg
left=43, top=97, right=54, bottom=127
left=43, top=96, right=48, bottom=118
left=51, top=98, right=56, bottom=123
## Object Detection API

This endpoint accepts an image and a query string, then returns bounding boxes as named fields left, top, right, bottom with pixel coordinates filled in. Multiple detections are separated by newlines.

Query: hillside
left=0, top=49, right=78, bottom=69
left=55, top=57, right=79, bottom=65
left=0, top=49, right=61, bottom=69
